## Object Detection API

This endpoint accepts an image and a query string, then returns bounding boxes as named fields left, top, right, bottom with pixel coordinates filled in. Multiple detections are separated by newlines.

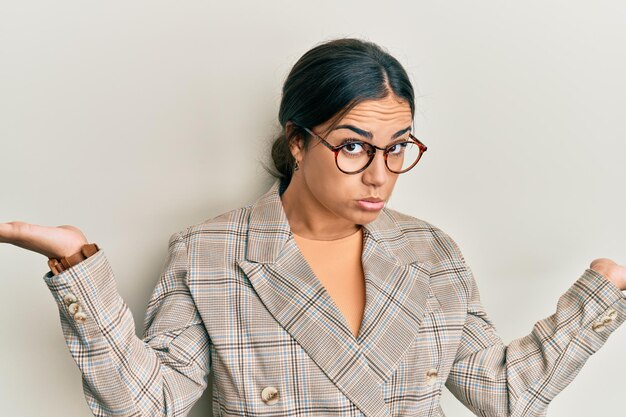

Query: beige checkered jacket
left=43, top=179, right=626, bottom=416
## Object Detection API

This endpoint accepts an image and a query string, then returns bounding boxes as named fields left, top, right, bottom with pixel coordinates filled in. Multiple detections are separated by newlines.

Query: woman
left=1, top=38, right=625, bottom=417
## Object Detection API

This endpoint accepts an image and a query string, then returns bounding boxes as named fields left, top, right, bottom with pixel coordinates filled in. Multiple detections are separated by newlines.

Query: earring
left=294, top=160, right=300, bottom=171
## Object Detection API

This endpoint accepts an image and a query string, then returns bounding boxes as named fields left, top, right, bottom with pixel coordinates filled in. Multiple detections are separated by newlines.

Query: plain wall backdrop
left=1, top=1, right=625, bottom=416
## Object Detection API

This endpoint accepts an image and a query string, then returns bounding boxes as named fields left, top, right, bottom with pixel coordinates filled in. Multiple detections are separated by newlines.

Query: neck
left=280, top=175, right=361, bottom=241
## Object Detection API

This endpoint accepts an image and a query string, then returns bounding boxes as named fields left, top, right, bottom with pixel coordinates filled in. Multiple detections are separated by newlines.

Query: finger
left=0, top=223, right=14, bottom=243
left=0, top=222, right=79, bottom=259
left=0, top=222, right=55, bottom=257
left=0, top=221, right=51, bottom=255
left=0, top=221, right=30, bottom=244
left=0, top=223, right=12, bottom=243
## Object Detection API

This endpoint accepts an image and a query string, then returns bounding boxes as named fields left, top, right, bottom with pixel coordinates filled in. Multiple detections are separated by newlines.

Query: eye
left=340, top=140, right=367, bottom=155
left=387, top=141, right=408, bottom=155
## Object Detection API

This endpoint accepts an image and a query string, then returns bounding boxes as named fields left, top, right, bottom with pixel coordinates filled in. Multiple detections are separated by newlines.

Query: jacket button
left=74, top=310, right=87, bottom=324
left=67, top=302, right=80, bottom=315
left=592, top=322, right=606, bottom=332
left=261, top=386, right=279, bottom=405
left=63, top=293, right=77, bottom=306
left=603, top=309, right=618, bottom=324
left=593, top=308, right=618, bottom=331
left=426, top=368, right=438, bottom=385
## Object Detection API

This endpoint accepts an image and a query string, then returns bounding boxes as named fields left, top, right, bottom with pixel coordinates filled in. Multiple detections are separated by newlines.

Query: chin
left=351, top=210, right=382, bottom=226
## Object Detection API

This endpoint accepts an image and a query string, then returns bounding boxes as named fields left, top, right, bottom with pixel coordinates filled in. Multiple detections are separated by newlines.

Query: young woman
left=2, top=38, right=625, bottom=417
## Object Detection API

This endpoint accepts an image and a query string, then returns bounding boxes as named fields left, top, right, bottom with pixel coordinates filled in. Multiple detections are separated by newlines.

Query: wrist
left=48, top=243, right=99, bottom=276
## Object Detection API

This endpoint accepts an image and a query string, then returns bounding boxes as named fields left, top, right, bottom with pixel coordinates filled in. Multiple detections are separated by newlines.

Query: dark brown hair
left=263, top=38, right=416, bottom=189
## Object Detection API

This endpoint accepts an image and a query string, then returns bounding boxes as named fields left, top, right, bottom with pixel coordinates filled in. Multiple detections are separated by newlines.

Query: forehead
left=335, top=95, right=412, bottom=127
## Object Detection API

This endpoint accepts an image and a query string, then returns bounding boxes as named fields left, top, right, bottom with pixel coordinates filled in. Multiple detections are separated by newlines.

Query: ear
left=285, top=121, right=305, bottom=161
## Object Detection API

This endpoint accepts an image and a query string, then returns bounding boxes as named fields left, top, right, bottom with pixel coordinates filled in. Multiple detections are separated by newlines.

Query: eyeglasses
left=299, top=126, right=427, bottom=174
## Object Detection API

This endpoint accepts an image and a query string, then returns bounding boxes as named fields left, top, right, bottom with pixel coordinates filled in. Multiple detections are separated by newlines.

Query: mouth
left=357, top=198, right=385, bottom=211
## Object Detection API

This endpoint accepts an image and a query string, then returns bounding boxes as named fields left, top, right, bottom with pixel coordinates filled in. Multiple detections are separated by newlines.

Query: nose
left=361, top=150, right=389, bottom=186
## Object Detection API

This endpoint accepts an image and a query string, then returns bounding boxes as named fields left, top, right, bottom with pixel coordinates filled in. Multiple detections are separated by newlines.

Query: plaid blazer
left=43, top=179, right=626, bottom=417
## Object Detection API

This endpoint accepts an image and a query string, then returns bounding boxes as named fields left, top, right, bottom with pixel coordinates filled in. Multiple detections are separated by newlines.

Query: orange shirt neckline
left=291, top=226, right=363, bottom=244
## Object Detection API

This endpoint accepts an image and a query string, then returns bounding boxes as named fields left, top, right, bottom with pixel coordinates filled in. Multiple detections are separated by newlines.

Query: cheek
left=312, top=170, right=354, bottom=204
left=303, top=148, right=343, bottom=186
left=387, top=174, right=400, bottom=189
left=305, top=161, right=359, bottom=206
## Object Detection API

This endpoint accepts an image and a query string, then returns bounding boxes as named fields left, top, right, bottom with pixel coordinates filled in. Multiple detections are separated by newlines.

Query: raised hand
left=0, top=221, right=88, bottom=260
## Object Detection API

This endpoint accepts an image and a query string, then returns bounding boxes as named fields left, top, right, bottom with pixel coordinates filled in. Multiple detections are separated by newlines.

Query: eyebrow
left=332, top=124, right=412, bottom=141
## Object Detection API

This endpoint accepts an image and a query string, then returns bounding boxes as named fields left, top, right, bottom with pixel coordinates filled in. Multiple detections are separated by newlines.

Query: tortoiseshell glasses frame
left=299, top=126, right=428, bottom=174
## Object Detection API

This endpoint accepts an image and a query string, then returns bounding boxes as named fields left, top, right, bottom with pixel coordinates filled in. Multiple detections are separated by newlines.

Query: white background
left=1, top=1, right=625, bottom=416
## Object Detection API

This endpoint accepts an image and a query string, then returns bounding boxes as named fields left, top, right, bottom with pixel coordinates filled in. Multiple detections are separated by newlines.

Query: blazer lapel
left=237, top=180, right=432, bottom=417
left=357, top=213, right=433, bottom=383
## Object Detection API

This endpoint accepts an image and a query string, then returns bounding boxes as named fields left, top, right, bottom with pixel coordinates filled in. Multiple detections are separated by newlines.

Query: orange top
left=292, top=227, right=365, bottom=338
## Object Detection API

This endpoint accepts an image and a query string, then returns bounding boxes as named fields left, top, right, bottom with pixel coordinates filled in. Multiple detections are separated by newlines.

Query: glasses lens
left=336, top=142, right=374, bottom=173
left=335, top=140, right=422, bottom=173
left=385, top=141, right=421, bottom=173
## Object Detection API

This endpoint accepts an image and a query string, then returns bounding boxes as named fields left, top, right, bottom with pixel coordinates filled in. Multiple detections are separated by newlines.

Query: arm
left=444, top=239, right=626, bottom=417
left=43, top=230, right=211, bottom=417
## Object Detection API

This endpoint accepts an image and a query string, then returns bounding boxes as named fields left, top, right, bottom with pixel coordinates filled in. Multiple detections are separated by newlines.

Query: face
left=289, top=94, right=413, bottom=227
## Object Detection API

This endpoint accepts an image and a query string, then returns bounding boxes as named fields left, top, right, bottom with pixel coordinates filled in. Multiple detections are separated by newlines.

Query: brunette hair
left=263, top=37, right=416, bottom=188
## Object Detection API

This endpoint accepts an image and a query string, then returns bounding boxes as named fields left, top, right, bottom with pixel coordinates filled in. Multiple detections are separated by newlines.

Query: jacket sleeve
left=443, top=238, right=626, bottom=417
left=42, top=230, right=211, bottom=417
